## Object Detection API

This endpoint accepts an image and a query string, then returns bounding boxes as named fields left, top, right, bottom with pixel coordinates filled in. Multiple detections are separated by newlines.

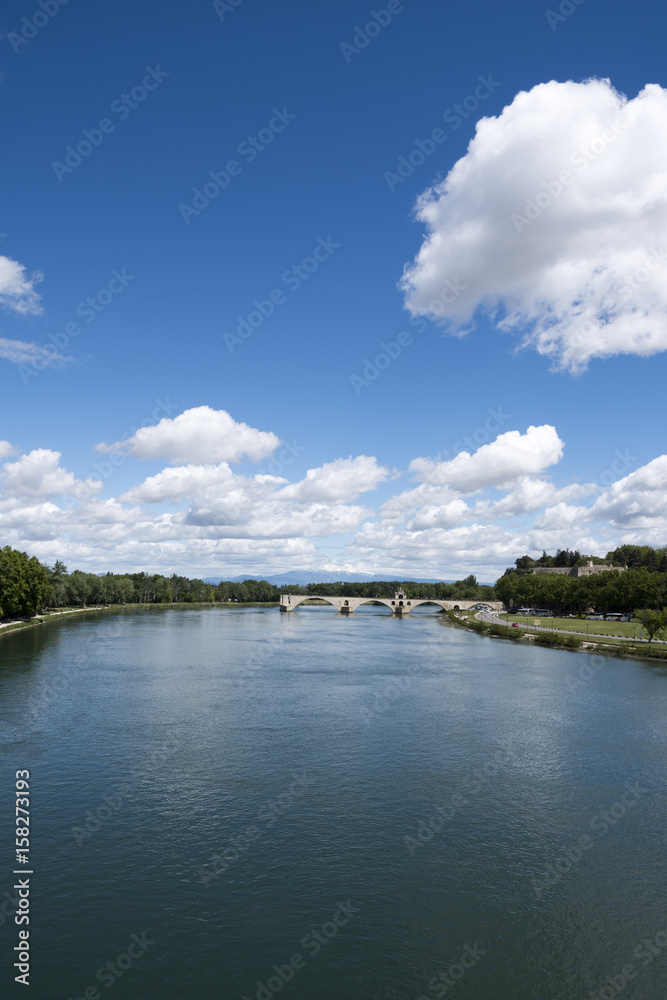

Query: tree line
left=496, top=567, right=667, bottom=616
left=497, top=545, right=667, bottom=615
left=0, top=546, right=496, bottom=619
left=3, top=541, right=667, bottom=621
left=511, top=545, right=667, bottom=573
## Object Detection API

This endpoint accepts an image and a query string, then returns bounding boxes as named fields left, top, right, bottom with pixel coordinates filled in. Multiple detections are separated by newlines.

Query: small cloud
left=96, top=406, right=281, bottom=465
left=0, top=256, right=43, bottom=315
left=0, top=336, right=72, bottom=369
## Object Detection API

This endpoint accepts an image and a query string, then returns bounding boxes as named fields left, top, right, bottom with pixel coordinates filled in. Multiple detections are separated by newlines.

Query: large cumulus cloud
left=400, top=78, right=667, bottom=371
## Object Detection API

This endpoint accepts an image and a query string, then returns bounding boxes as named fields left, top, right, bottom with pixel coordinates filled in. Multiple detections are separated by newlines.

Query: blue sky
left=1, top=0, right=666, bottom=580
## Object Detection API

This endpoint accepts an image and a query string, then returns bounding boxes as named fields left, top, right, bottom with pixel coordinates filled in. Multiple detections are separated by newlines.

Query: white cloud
left=187, top=498, right=371, bottom=539
left=0, top=256, right=43, bottom=315
left=119, top=462, right=239, bottom=504
left=350, top=520, right=526, bottom=579
left=0, top=337, right=71, bottom=369
left=401, top=78, right=667, bottom=371
left=276, top=456, right=390, bottom=502
left=408, top=499, right=471, bottom=530
left=533, top=501, right=585, bottom=532
left=408, top=425, right=564, bottom=491
left=96, top=406, right=280, bottom=465
left=1, top=449, right=102, bottom=499
left=381, top=483, right=462, bottom=520
left=0, top=440, right=16, bottom=459
left=472, top=478, right=596, bottom=521
left=0, top=414, right=664, bottom=581
left=586, top=456, right=667, bottom=527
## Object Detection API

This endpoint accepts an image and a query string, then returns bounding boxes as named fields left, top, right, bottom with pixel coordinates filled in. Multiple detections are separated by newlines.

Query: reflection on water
left=1, top=605, right=666, bottom=999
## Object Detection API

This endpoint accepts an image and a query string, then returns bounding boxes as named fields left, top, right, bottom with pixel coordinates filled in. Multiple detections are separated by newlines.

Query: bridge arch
left=349, top=599, right=394, bottom=613
left=279, top=594, right=504, bottom=615
left=405, top=600, right=449, bottom=612
left=279, top=595, right=342, bottom=611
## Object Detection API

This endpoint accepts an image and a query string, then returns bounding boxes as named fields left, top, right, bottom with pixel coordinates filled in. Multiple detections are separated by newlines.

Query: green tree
left=0, top=546, right=52, bottom=618
left=634, top=608, right=667, bottom=643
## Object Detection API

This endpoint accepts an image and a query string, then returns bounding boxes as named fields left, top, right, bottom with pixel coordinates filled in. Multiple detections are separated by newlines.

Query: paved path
left=474, top=610, right=665, bottom=645
left=0, top=607, right=103, bottom=633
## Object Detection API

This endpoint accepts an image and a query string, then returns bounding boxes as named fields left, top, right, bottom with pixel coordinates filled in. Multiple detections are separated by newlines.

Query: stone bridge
left=279, top=589, right=504, bottom=616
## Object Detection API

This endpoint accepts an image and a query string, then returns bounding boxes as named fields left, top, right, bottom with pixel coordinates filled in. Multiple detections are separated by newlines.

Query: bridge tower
left=390, top=587, right=411, bottom=615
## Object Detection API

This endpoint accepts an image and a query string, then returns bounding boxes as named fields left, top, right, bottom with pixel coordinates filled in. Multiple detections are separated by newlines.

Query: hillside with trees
left=496, top=546, right=667, bottom=614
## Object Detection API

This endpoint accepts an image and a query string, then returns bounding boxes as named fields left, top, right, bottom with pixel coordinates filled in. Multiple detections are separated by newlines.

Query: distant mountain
left=202, top=571, right=455, bottom=586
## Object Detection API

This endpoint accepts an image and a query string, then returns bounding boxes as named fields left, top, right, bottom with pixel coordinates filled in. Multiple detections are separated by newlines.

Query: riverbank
left=0, top=602, right=281, bottom=641
left=448, top=610, right=667, bottom=663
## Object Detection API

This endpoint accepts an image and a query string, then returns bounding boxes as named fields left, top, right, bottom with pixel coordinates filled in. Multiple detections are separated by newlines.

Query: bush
left=534, top=632, right=560, bottom=646
left=638, top=645, right=667, bottom=660
left=488, top=623, right=512, bottom=638
left=534, top=631, right=582, bottom=649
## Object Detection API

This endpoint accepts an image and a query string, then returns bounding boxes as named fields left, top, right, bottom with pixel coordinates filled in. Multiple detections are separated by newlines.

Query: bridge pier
left=278, top=592, right=504, bottom=615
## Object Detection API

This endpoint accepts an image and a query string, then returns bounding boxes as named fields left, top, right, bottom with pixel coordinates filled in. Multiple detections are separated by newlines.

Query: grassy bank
left=499, top=613, right=650, bottom=640
left=447, top=610, right=667, bottom=662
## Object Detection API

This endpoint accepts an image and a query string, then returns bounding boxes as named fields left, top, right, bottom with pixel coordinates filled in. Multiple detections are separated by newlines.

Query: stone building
left=531, top=561, right=626, bottom=578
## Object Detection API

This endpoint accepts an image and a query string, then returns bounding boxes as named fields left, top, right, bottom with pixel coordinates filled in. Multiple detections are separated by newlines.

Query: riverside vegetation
left=1, top=545, right=666, bottom=654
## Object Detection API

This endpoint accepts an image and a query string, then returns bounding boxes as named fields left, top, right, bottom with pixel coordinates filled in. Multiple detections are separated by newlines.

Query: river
left=1, top=605, right=666, bottom=999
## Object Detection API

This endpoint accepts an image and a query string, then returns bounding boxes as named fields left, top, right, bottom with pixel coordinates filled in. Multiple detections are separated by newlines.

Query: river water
left=1, top=605, right=666, bottom=999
